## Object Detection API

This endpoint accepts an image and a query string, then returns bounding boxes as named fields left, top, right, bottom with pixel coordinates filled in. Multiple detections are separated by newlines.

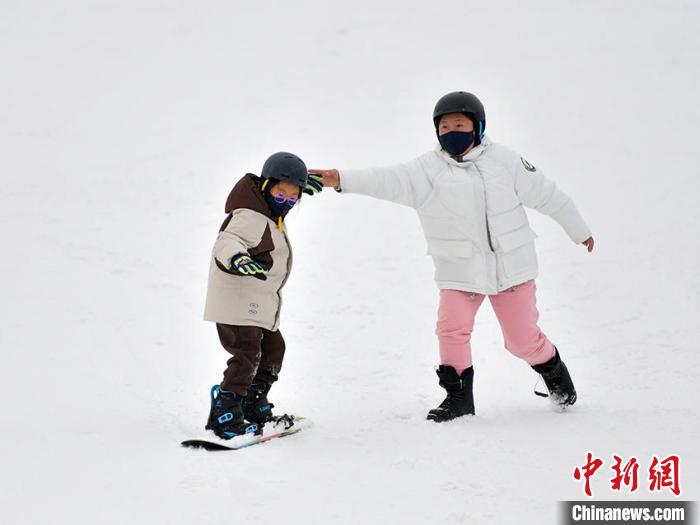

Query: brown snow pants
left=216, top=324, right=286, bottom=396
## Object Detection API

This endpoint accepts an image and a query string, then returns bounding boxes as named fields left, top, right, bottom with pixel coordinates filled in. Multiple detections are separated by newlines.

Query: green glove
left=231, top=253, right=269, bottom=280
left=303, top=174, right=324, bottom=196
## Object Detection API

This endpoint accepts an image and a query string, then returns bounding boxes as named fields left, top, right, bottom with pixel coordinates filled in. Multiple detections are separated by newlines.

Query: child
left=203, top=152, right=322, bottom=438
left=311, top=92, right=594, bottom=422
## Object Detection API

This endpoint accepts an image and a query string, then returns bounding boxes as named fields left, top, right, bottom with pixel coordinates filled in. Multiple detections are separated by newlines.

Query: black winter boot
left=205, top=385, right=258, bottom=439
left=427, top=366, right=475, bottom=422
left=531, top=348, right=577, bottom=408
left=242, top=382, right=275, bottom=424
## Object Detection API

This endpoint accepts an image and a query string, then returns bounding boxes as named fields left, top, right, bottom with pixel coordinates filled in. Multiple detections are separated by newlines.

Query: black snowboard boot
left=242, top=382, right=275, bottom=424
left=205, top=385, right=258, bottom=439
left=427, top=365, right=475, bottom=422
left=531, top=348, right=577, bottom=408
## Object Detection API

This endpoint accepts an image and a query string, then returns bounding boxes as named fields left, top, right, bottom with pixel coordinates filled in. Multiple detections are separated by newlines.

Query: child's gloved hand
left=303, top=174, right=324, bottom=196
left=231, top=253, right=269, bottom=280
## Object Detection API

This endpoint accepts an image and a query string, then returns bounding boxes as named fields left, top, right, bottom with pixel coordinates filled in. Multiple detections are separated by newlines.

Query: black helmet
left=433, top=91, right=486, bottom=141
left=261, top=152, right=308, bottom=189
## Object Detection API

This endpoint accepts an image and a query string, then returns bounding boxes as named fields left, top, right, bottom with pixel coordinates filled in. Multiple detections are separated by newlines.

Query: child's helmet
left=261, top=152, right=308, bottom=189
left=433, top=91, right=486, bottom=144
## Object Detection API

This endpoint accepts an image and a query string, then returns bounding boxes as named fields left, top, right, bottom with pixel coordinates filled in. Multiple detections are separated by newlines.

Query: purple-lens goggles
left=272, top=193, right=298, bottom=205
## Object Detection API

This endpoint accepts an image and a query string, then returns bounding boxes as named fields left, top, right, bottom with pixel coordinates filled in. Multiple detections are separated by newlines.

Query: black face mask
left=265, top=192, right=297, bottom=218
left=438, top=131, right=475, bottom=156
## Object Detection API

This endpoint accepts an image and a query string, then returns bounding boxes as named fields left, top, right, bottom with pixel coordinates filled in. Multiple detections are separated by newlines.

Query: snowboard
left=181, top=414, right=309, bottom=451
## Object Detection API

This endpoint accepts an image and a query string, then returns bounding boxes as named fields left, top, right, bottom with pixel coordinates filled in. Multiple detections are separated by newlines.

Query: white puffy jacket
left=340, top=137, right=591, bottom=295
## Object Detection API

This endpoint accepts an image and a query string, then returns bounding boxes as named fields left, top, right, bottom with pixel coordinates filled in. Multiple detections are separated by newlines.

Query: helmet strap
left=474, top=121, right=483, bottom=146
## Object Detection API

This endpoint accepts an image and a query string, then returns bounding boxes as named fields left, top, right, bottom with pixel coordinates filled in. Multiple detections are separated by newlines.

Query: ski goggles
left=271, top=193, right=299, bottom=205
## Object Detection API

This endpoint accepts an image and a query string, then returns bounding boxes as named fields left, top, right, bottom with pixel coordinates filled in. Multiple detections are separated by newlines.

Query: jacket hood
left=225, top=173, right=273, bottom=219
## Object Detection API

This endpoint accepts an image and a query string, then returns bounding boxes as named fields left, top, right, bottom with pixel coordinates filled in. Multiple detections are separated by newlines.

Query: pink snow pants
left=436, top=280, right=555, bottom=373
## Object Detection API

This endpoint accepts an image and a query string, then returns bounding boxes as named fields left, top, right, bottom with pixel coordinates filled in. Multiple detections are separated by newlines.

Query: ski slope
left=1, top=1, right=698, bottom=523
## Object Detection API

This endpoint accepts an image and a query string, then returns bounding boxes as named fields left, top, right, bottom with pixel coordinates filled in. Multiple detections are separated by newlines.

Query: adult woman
left=311, top=92, right=594, bottom=422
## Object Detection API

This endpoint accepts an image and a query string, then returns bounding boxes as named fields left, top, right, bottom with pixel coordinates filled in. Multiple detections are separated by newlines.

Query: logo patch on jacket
left=520, top=157, right=537, bottom=172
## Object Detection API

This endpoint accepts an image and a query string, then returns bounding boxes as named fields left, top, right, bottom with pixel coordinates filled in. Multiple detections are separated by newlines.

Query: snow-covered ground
left=1, top=1, right=698, bottom=523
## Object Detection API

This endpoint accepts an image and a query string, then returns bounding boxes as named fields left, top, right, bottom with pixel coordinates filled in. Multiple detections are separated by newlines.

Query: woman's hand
left=582, top=237, right=594, bottom=253
left=308, top=169, right=340, bottom=189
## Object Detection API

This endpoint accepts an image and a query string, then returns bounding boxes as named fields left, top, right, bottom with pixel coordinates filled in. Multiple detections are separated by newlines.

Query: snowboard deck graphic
left=181, top=415, right=308, bottom=451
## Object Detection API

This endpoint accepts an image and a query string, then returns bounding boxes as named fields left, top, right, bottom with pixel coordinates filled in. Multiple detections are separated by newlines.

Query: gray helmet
left=261, top=152, right=308, bottom=189
left=433, top=91, right=486, bottom=142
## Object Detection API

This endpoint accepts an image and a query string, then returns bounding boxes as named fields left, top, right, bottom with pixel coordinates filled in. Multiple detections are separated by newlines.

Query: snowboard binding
left=206, top=385, right=259, bottom=439
left=242, top=382, right=276, bottom=424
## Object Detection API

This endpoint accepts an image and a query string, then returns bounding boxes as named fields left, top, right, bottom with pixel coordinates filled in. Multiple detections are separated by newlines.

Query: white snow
left=1, top=1, right=698, bottom=524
